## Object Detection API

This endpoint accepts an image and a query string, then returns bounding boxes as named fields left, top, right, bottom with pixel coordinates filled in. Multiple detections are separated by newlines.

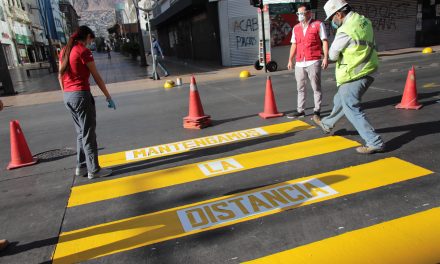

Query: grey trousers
left=64, top=91, right=100, bottom=173
left=321, top=76, right=384, bottom=148
left=154, top=55, right=169, bottom=76
left=295, top=61, right=322, bottom=113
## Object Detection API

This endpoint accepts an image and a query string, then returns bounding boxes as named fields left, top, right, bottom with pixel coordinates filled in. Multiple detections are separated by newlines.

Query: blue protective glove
left=107, top=98, right=116, bottom=110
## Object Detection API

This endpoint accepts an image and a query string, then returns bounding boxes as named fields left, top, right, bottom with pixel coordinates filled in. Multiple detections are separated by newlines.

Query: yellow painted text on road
left=98, top=120, right=312, bottom=167
left=244, top=207, right=440, bottom=264
left=69, top=136, right=359, bottom=207
left=53, top=158, right=433, bottom=263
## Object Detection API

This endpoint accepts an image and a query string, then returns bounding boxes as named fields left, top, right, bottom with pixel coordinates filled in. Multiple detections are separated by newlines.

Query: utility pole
left=134, top=5, right=147, bottom=66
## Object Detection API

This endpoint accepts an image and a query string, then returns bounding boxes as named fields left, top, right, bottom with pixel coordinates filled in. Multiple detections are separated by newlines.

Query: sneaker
left=311, top=115, right=331, bottom=134
left=87, top=168, right=112, bottom=179
left=286, top=111, right=305, bottom=119
left=356, top=146, right=384, bottom=154
left=75, top=167, right=88, bottom=177
left=164, top=73, right=170, bottom=77
left=0, top=239, right=9, bottom=252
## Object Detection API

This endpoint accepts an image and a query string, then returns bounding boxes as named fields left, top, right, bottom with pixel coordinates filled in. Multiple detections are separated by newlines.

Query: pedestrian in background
left=152, top=36, right=169, bottom=77
left=106, top=42, right=111, bottom=59
left=59, top=25, right=116, bottom=179
left=287, top=3, right=329, bottom=120
left=313, top=0, right=384, bottom=154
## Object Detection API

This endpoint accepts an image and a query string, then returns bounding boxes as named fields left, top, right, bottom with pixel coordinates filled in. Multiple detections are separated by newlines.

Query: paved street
left=0, top=51, right=439, bottom=263
left=8, top=52, right=223, bottom=94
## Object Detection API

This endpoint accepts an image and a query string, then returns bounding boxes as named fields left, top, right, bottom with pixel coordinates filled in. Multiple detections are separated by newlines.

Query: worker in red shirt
left=59, top=26, right=115, bottom=180
left=287, top=3, right=329, bottom=120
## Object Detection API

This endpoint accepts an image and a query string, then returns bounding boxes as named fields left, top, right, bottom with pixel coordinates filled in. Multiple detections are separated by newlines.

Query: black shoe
left=312, top=111, right=321, bottom=121
left=286, top=111, right=305, bottom=119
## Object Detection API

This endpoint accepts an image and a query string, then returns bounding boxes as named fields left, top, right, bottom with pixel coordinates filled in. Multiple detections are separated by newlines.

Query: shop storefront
left=316, top=0, right=418, bottom=51
left=218, top=0, right=259, bottom=66
left=152, top=0, right=221, bottom=63
left=13, top=22, right=32, bottom=63
left=1, top=3, right=18, bottom=67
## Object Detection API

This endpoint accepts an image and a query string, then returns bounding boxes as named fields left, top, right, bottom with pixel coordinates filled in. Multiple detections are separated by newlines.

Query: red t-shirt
left=60, top=42, right=94, bottom=91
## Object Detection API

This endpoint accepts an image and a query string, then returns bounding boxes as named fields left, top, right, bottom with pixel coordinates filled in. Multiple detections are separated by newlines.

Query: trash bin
left=0, top=45, right=15, bottom=96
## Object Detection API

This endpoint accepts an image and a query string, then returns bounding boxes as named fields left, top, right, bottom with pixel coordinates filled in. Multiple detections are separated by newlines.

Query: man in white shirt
left=287, top=3, right=329, bottom=120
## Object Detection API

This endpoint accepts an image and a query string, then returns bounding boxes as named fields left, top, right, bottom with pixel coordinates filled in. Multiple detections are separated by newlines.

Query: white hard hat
left=324, top=0, right=349, bottom=21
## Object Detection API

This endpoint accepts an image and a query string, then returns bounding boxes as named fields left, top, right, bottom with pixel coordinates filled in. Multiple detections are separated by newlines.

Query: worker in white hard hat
left=312, top=0, right=384, bottom=154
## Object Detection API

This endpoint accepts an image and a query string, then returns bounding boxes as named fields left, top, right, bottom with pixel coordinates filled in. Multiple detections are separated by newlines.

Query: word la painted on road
left=197, top=158, right=244, bottom=176
left=178, top=178, right=337, bottom=232
left=125, top=128, right=268, bottom=161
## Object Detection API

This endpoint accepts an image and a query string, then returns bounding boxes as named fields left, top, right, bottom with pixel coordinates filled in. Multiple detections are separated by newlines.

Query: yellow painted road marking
left=53, top=158, right=433, bottom=263
left=69, top=136, right=360, bottom=207
left=98, top=121, right=313, bottom=168
left=423, top=82, right=440, bottom=88
left=243, top=207, right=440, bottom=264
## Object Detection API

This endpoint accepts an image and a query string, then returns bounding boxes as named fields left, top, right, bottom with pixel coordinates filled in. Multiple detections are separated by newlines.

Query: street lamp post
left=132, top=0, right=159, bottom=80
left=135, top=8, right=147, bottom=66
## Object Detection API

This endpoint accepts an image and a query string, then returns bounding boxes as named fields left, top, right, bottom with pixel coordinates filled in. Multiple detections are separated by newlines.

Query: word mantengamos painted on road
left=125, top=128, right=268, bottom=160
left=178, top=178, right=337, bottom=232
left=99, top=121, right=313, bottom=167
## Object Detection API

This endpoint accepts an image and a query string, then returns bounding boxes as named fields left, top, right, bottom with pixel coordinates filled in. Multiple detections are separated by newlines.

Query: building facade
left=152, top=0, right=436, bottom=67
left=59, top=0, right=80, bottom=37
left=26, top=0, right=47, bottom=62
left=5, top=0, right=33, bottom=64
left=151, top=0, right=221, bottom=63
left=0, top=0, right=18, bottom=67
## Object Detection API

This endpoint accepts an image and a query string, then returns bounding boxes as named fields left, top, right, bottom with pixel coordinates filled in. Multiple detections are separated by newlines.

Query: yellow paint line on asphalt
left=98, top=120, right=313, bottom=168
left=69, top=136, right=360, bottom=207
left=243, top=207, right=440, bottom=264
left=52, top=158, right=433, bottom=264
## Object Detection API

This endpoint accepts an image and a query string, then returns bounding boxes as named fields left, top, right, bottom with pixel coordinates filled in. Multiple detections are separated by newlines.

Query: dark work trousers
left=64, top=91, right=100, bottom=173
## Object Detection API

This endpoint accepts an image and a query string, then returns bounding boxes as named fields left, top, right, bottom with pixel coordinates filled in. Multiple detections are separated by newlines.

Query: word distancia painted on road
left=125, top=128, right=268, bottom=160
left=177, top=178, right=337, bottom=232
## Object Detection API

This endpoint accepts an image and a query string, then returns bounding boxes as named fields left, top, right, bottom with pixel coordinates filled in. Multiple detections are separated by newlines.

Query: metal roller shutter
left=315, top=0, right=417, bottom=51
left=227, top=0, right=259, bottom=65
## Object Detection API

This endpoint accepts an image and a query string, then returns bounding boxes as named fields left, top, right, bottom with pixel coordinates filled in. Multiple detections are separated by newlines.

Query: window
left=0, top=6, right=5, bottom=21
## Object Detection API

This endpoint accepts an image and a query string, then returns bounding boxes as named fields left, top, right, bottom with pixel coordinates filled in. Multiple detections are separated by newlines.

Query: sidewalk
left=1, top=45, right=439, bottom=108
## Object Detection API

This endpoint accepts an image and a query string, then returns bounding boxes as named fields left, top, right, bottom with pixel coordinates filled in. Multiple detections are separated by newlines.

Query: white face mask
left=298, top=14, right=305, bottom=22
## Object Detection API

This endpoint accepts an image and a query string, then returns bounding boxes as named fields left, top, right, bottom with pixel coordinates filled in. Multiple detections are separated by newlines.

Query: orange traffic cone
left=7, top=120, right=38, bottom=170
left=259, top=76, right=284, bottom=119
left=396, top=66, right=422, bottom=110
left=183, top=76, right=211, bottom=129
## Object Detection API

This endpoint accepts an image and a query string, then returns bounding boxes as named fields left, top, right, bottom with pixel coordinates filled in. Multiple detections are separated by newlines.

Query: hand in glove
left=106, top=98, right=116, bottom=110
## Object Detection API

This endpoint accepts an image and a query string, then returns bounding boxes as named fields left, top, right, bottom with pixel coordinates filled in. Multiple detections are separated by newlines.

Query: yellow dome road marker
left=53, top=158, right=432, bottom=264
left=68, top=136, right=360, bottom=207
left=244, top=207, right=440, bottom=264
left=98, top=120, right=312, bottom=168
